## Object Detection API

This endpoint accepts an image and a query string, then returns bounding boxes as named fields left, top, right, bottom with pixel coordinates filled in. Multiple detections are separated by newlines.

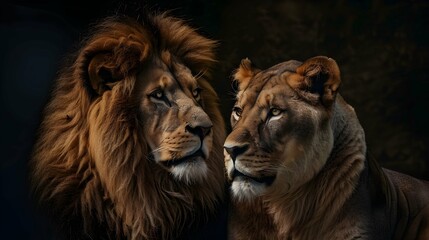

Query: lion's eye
left=149, top=89, right=171, bottom=107
left=232, top=106, right=242, bottom=121
left=192, top=87, right=202, bottom=100
left=268, top=108, right=284, bottom=122
left=270, top=108, right=282, bottom=116
left=149, top=89, right=164, bottom=100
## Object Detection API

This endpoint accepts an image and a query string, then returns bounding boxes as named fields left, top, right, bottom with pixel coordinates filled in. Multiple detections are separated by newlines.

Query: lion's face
left=225, top=57, right=341, bottom=201
left=77, top=16, right=224, bottom=190
left=137, top=58, right=213, bottom=183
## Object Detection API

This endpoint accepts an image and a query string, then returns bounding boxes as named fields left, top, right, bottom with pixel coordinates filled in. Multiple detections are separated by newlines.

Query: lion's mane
left=31, top=13, right=226, bottom=239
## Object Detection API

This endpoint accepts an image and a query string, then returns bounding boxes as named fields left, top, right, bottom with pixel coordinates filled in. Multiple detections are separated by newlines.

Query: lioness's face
left=225, top=59, right=337, bottom=201
left=137, top=58, right=213, bottom=183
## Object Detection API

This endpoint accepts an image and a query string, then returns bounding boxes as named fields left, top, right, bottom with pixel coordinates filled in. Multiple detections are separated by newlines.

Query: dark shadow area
left=1, top=0, right=428, bottom=239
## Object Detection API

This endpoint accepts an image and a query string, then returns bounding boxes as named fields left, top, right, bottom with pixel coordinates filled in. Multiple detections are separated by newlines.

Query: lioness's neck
left=229, top=197, right=277, bottom=240
left=266, top=95, right=367, bottom=239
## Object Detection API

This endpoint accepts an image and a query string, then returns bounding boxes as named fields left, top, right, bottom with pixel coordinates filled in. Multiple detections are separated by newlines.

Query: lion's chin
left=170, top=156, right=209, bottom=184
left=230, top=176, right=268, bottom=202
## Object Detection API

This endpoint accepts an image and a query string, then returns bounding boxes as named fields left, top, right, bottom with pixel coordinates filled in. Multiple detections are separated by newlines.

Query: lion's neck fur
left=32, top=75, right=225, bottom=239
left=264, top=95, right=367, bottom=239
left=31, top=14, right=226, bottom=239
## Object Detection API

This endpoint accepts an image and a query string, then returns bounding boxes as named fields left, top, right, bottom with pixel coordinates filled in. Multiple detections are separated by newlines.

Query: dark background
left=1, top=0, right=428, bottom=239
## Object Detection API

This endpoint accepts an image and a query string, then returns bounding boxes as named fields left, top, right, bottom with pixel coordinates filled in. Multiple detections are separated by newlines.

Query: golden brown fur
left=31, top=13, right=226, bottom=239
left=225, top=56, right=429, bottom=239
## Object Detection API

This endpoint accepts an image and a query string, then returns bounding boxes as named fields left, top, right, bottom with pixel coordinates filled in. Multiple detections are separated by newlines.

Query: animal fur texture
left=225, top=56, right=429, bottom=239
left=30, top=13, right=226, bottom=239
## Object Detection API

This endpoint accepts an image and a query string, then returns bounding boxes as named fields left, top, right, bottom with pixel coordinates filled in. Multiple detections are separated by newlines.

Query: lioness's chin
left=230, top=177, right=267, bottom=201
left=170, top=157, right=208, bottom=184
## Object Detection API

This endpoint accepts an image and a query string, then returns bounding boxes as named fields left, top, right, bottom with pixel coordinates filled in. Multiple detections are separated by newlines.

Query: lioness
left=224, top=56, right=429, bottom=239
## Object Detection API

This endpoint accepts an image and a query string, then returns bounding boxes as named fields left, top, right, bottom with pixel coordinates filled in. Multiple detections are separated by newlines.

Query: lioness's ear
left=233, top=58, right=260, bottom=91
left=88, top=54, right=123, bottom=95
left=291, top=56, right=341, bottom=107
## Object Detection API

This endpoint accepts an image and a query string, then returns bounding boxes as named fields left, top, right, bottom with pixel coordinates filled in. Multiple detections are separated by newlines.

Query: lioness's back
left=384, top=169, right=429, bottom=240
left=385, top=169, right=429, bottom=203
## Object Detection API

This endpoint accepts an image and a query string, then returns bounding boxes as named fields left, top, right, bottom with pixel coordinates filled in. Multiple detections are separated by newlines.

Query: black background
left=1, top=0, right=428, bottom=239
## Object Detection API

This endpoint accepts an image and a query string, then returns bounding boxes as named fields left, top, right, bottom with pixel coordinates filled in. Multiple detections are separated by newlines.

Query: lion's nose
left=224, top=144, right=249, bottom=161
left=186, top=124, right=212, bottom=140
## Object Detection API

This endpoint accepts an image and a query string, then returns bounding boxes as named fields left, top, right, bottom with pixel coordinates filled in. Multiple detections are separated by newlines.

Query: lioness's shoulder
left=384, top=168, right=429, bottom=208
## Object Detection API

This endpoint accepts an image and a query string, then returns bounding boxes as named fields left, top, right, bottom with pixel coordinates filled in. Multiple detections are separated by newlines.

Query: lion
left=224, top=56, right=429, bottom=239
left=30, top=13, right=226, bottom=239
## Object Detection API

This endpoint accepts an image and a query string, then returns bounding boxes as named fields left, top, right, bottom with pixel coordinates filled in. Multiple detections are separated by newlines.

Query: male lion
left=224, top=56, right=429, bottom=239
left=30, top=13, right=226, bottom=239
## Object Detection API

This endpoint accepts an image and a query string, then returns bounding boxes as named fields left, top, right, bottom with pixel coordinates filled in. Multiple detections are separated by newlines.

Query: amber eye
left=192, top=87, right=202, bottom=100
left=232, top=106, right=242, bottom=121
left=149, top=89, right=164, bottom=100
left=270, top=108, right=282, bottom=116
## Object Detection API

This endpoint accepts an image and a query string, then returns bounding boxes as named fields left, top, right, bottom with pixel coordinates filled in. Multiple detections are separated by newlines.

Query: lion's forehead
left=239, top=73, right=296, bottom=109
left=156, top=56, right=198, bottom=90
left=138, top=57, right=197, bottom=94
left=171, top=60, right=197, bottom=88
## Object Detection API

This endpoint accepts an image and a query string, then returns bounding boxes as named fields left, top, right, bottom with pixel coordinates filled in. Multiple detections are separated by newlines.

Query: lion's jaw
left=150, top=127, right=213, bottom=184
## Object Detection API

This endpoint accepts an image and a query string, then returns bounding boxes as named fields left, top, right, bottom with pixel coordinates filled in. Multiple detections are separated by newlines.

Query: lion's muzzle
left=224, top=143, right=249, bottom=162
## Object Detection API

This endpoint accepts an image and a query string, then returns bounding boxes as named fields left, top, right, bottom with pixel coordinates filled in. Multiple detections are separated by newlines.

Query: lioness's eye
left=192, top=87, right=202, bottom=100
left=149, top=89, right=164, bottom=100
left=232, top=106, right=242, bottom=121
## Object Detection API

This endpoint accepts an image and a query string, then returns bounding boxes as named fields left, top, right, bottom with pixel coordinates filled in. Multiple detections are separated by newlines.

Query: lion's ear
left=75, top=29, right=151, bottom=96
left=233, top=58, right=260, bottom=91
left=88, top=54, right=124, bottom=95
left=290, top=56, right=341, bottom=107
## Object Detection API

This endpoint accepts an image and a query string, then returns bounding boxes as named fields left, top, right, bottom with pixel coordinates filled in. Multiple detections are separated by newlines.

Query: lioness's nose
left=224, top=144, right=249, bottom=161
left=186, top=124, right=212, bottom=140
